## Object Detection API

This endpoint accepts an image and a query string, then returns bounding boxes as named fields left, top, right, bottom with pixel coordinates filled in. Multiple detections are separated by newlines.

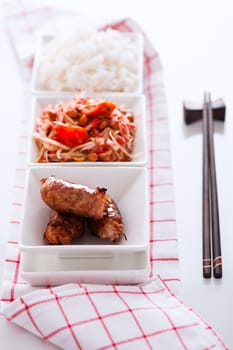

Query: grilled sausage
left=88, top=197, right=126, bottom=242
left=40, top=176, right=108, bottom=220
left=44, top=209, right=84, bottom=245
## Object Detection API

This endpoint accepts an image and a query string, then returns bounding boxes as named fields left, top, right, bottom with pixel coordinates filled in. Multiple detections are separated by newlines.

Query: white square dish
left=27, top=93, right=148, bottom=166
left=31, top=31, right=144, bottom=94
left=19, top=166, right=150, bottom=253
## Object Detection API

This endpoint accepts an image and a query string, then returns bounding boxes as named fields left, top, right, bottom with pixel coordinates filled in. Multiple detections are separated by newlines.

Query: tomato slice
left=82, top=100, right=116, bottom=117
left=53, top=123, right=88, bottom=148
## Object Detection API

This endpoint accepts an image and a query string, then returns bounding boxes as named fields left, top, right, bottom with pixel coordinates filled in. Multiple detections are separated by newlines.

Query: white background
left=1, top=0, right=233, bottom=348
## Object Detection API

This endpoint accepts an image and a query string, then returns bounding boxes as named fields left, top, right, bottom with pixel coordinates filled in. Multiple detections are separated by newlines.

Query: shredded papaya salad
left=33, top=96, right=137, bottom=162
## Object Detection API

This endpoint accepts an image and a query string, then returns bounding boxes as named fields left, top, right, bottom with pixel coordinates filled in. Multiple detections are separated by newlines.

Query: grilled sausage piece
left=44, top=209, right=84, bottom=245
left=88, top=198, right=126, bottom=242
left=40, top=176, right=108, bottom=220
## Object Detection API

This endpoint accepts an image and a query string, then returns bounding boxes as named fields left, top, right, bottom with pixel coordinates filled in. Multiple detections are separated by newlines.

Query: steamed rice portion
left=37, top=29, right=141, bottom=92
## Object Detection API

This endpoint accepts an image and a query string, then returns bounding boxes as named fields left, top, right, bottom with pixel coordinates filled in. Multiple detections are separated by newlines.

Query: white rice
left=36, top=29, right=141, bottom=93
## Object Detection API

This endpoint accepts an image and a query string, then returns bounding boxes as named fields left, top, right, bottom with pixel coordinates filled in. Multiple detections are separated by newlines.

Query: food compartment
left=31, top=31, right=144, bottom=94
left=19, top=166, right=150, bottom=252
left=27, top=93, right=147, bottom=166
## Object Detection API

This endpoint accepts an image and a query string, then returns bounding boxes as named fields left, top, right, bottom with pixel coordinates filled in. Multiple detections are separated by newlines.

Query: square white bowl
left=19, top=166, right=150, bottom=254
left=31, top=32, right=144, bottom=94
left=28, top=93, right=148, bottom=166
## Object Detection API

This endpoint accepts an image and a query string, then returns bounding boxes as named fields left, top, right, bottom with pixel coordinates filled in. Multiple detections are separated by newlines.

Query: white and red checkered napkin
left=2, top=277, right=227, bottom=350
left=0, top=2, right=229, bottom=348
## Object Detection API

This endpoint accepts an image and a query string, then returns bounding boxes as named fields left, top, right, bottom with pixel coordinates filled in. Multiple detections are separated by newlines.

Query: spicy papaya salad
left=33, top=96, right=137, bottom=162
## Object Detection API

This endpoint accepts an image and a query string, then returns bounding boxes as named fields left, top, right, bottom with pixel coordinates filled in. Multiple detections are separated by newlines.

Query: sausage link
left=44, top=209, right=84, bottom=245
left=88, top=198, right=126, bottom=242
left=40, top=176, right=108, bottom=220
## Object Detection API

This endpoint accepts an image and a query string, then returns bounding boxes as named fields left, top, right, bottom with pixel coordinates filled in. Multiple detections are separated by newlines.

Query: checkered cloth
left=0, top=2, right=229, bottom=349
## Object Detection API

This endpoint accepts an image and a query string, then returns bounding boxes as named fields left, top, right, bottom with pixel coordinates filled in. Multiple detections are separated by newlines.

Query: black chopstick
left=202, top=92, right=212, bottom=278
left=203, top=92, right=222, bottom=278
left=205, top=92, right=222, bottom=278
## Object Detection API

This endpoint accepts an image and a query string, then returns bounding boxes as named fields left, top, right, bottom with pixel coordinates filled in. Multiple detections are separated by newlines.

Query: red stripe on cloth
left=163, top=278, right=181, bottom=283
left=12, top=281, right=28, bottom=285
left=49, top=288, right=82, bottom=349
left=83, top=286, right=116, bottom=349
left=149, top=165, right=172, bottom=170
left=100, top=18, right=128, bottom=31
left=9, top=220, right=21, bottom=224
left=151, top=258, right=179, bottom=262
left=203, top=345, right=220, bottom=350
left=20, top=297, right=45, bottom=338
left=102, top=19, right=138, bottom=35
left=152, top=200, right=174, bottom=204
left=5, top=258, right=20, bottom=263
left=150, top=219, right=176, bottom=223
left=7, top=241, right=18, bottom=244
left=8, top=251, right=21, bottom=302
left=1, top=298, right=15, bottom=302
left=147, top=322, right=199, bottom=342
left=150, top=238, right=177, bottom=243
left=150, top=182, right=173, bottom=188
left=86, top=287, right=166, bottom=296
left=45, top=323, right=72, bottom=341
left=144, top=52, right=159, bottom=64
left=45, top=323, right=80, bottom=341
left=112, top=286, right=153, bottom=350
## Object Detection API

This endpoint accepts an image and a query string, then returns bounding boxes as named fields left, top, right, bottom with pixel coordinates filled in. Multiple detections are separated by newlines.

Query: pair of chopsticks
left=202, top=92, right=222, bottom=278
left=184, top=92, right=225, bottom=278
